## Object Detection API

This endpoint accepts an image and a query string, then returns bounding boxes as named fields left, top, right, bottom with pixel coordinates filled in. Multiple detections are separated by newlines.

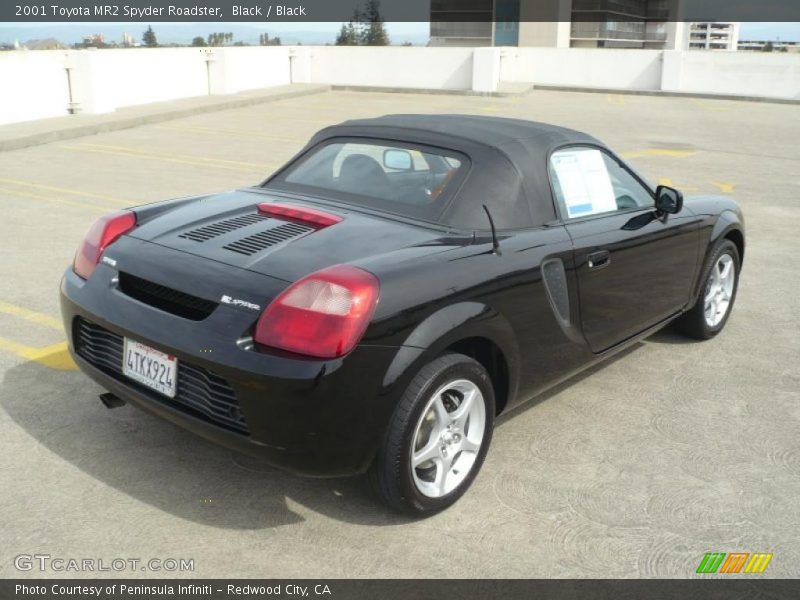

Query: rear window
left=270, top=140, right=468, bottom=222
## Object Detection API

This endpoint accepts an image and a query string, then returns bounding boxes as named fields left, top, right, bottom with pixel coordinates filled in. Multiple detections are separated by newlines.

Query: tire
left=674, top=239, right=740, bottom=340
left=369, top=353, right=495, bottom=516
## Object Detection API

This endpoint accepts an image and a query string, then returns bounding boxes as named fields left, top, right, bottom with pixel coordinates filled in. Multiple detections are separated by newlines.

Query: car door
left=549, top=146, right=702, bottom=353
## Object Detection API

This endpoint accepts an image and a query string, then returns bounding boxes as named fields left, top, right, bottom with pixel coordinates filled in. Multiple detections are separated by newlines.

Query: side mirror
left=383, top=149, right=413, bottom=171
left=655, top=185, right=683, bottom=215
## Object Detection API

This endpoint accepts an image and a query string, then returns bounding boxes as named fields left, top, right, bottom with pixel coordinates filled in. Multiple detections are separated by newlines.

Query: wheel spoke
left=460, top=437, right=480, bottom=454
left=412, top=436, right=441, bottom=468
left=432, top=395, right=450, bottom=427
left=719, top=259, right=733, bottom=282
left=450, top=389, right=476, bottom=429
left=434, top=456, right=452, bottom=495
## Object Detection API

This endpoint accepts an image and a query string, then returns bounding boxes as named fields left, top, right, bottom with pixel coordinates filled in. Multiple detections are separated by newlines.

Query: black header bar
left=2, top=0, right=800, bottom=23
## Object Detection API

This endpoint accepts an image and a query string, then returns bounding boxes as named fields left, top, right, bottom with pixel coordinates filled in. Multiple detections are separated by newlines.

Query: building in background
left=430, top=0, right=687, bottom=49
left=687, top=22, right=739, bottom=50
left=121, top=32, right=135, bottom=47
left=81, top=34, right=106, bottom=47
left=738, top=39, right=799, bottom=53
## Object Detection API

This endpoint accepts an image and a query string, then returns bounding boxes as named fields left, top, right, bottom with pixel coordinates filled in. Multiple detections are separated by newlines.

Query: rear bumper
left=60, top=266, right=402, bottom=478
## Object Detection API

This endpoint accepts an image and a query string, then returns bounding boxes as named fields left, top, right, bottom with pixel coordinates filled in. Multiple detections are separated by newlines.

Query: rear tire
left=369, top=353, right=495, bottom=516
left=674, top=239, right=740, bottom=340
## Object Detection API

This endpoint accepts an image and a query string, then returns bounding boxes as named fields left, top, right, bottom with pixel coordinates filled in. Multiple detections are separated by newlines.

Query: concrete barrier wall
left=96, top=48, right=208, bottom=109
left=678, top=51, right=800, bottom=99
left=214, top=46, right=291, bottom=94
left=0, top=51, right=71, bottom=124
left=304, top=46, right=474, bottom=90
left=508, top=48, right=664, bottom=90
left=1, top=46, right=799, bottom=126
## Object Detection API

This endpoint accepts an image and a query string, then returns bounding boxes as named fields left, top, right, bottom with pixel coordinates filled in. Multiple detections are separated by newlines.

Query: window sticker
left=551, top=149, right=617, bottom=218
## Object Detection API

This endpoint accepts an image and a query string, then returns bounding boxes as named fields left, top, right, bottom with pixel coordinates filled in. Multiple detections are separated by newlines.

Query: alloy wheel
left=410, top=379, right=486, bottom=498
left=704, top=253, right=736, bottom=328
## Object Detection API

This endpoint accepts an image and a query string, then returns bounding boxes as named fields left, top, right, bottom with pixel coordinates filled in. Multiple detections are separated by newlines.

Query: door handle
left=587, top=250, right=611, bottom=270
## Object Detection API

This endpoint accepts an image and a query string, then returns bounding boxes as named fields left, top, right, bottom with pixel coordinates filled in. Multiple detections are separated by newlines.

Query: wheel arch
left=381, top=302, right=520, bottom=417
left=690, top=212, right=745, bottom=304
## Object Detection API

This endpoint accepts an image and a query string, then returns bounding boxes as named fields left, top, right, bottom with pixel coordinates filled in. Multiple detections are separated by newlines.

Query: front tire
left=674, top=239, right=740, bottom=339
left=369, top=353, right=495, bottom=516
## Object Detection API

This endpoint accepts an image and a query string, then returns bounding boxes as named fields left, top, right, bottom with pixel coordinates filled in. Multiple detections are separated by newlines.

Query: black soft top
left=286, top=114, right=607, bottom=230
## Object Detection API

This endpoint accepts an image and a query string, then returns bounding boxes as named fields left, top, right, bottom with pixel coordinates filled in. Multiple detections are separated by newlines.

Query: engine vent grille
left=74, top=318, right=248, bottom=435
left=223, top=222, right=313, bottom=256
left=118, top=272, right=218, bottom=321
left=179, top=213, right=270, bottom=242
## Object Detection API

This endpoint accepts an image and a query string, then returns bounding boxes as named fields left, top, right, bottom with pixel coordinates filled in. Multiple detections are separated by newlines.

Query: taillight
left=257, top=202, right=342, bottom=228
left=254, top=264, right=379, bottom=359
left=73, top=210, right=137, bottom=280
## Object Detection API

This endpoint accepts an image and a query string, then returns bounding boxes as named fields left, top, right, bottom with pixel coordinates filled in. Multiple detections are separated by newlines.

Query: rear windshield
left=269, top=139, right=469, bottom=222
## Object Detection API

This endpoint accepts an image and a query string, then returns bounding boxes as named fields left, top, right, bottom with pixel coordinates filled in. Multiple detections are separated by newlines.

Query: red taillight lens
left=254, top=264, right=379, bottom=359
left=73, top=210, right=137, bottom=280
left=257, top=202, right=342, bottom=228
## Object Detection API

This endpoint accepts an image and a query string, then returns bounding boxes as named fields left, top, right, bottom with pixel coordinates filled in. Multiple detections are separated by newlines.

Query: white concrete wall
left=509, top=48, right=664, bottom=90
left=95, top=48, right=209, bottom=109
left=211, top=47, right=291, bottom=94
left=678, top=51, right=800, bottom=99
left=1, top=46, right=799, bottom=126
left=0, top=51, right=71, bottom=124
left=305, top=46, right=474, bottom=90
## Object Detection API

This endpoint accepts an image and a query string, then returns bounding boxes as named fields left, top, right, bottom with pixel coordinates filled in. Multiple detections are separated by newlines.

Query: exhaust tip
left=99, top=392, right=126, bottom=409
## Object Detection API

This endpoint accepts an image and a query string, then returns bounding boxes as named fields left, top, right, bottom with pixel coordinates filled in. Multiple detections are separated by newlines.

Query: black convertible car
left=61, top=115, right=744, bottom=514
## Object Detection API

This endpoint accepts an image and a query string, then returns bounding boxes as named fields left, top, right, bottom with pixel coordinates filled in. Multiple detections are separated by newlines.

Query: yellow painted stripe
left=61, top=145, right=269, bottom=173
left=0, top=301, right=63, bottom=331
left=77, top=143, right=269, bottom=168
left=621, top=149, right=696, bottom=159
left=157, top=124, right=305, bottom=143
left=0, top=176, right=129, bottom=204
left=0, top=338, right=76, bottom=371
left=0, top=185, right=113, bottom=212
left=710, top=181, right=736, bottom=193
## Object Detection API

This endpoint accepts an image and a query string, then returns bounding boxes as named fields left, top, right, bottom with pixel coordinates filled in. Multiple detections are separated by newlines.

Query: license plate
left=122, top=338, right=177, bottom=398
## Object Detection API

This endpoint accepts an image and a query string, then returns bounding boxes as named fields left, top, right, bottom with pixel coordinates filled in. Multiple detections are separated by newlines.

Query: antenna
left=482, top=204, right=500, bottom=255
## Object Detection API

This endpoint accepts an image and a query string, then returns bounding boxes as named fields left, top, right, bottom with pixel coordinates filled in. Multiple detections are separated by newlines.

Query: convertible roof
left=294, top=114, right=608, bottom=229
left=336, top=114, right=599, bottom=150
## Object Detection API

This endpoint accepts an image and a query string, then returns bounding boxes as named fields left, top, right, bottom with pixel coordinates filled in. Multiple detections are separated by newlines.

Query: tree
left=191, top=36, right=206, bottom=47
left=142, top=25, right=158, bottom=48
left=335, top=22, right=359, bottom=45
left=358, top=0, right=390, bottom=46
left=763, top=41, right=774, bottom=52
left=335, top=0, right=389, bottom=46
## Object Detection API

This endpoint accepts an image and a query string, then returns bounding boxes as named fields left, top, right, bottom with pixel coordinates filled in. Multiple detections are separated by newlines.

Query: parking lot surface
left=1, top=89, right=798, bottom=578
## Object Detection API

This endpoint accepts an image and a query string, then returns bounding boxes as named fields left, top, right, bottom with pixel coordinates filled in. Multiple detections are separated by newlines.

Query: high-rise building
left=430, top=0, right=687, bottom=49
left=687, top=22, right=740, bottom=51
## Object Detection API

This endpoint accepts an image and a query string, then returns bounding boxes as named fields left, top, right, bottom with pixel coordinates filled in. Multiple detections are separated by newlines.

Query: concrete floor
left=0, top=89, right=798, bottom=578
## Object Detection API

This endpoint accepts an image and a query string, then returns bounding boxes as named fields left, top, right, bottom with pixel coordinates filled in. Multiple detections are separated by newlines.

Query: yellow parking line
left=657, top=177, right=698, bottom=192
left=156, top=124, right=305, bottom=143
left=710, top=181, right=736, bottom=193
left=0, top=186, right=113, bottom=212
left=621, top=149, right=696, bottom=159
left=63, top=143, right=273, bottom=174
left=0, top=301, right=63, bottom=331
left=0, top=176, right=129, bottom=205
left=606, top=94, right=626, bottom=105
left=74, top=143, right=270, bottom=169
left=0, top=337, right=76, bottom=371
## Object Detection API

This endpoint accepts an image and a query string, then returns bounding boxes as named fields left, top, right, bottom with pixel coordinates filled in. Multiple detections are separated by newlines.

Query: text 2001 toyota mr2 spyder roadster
left=61, top=115, right=745, bottom=514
